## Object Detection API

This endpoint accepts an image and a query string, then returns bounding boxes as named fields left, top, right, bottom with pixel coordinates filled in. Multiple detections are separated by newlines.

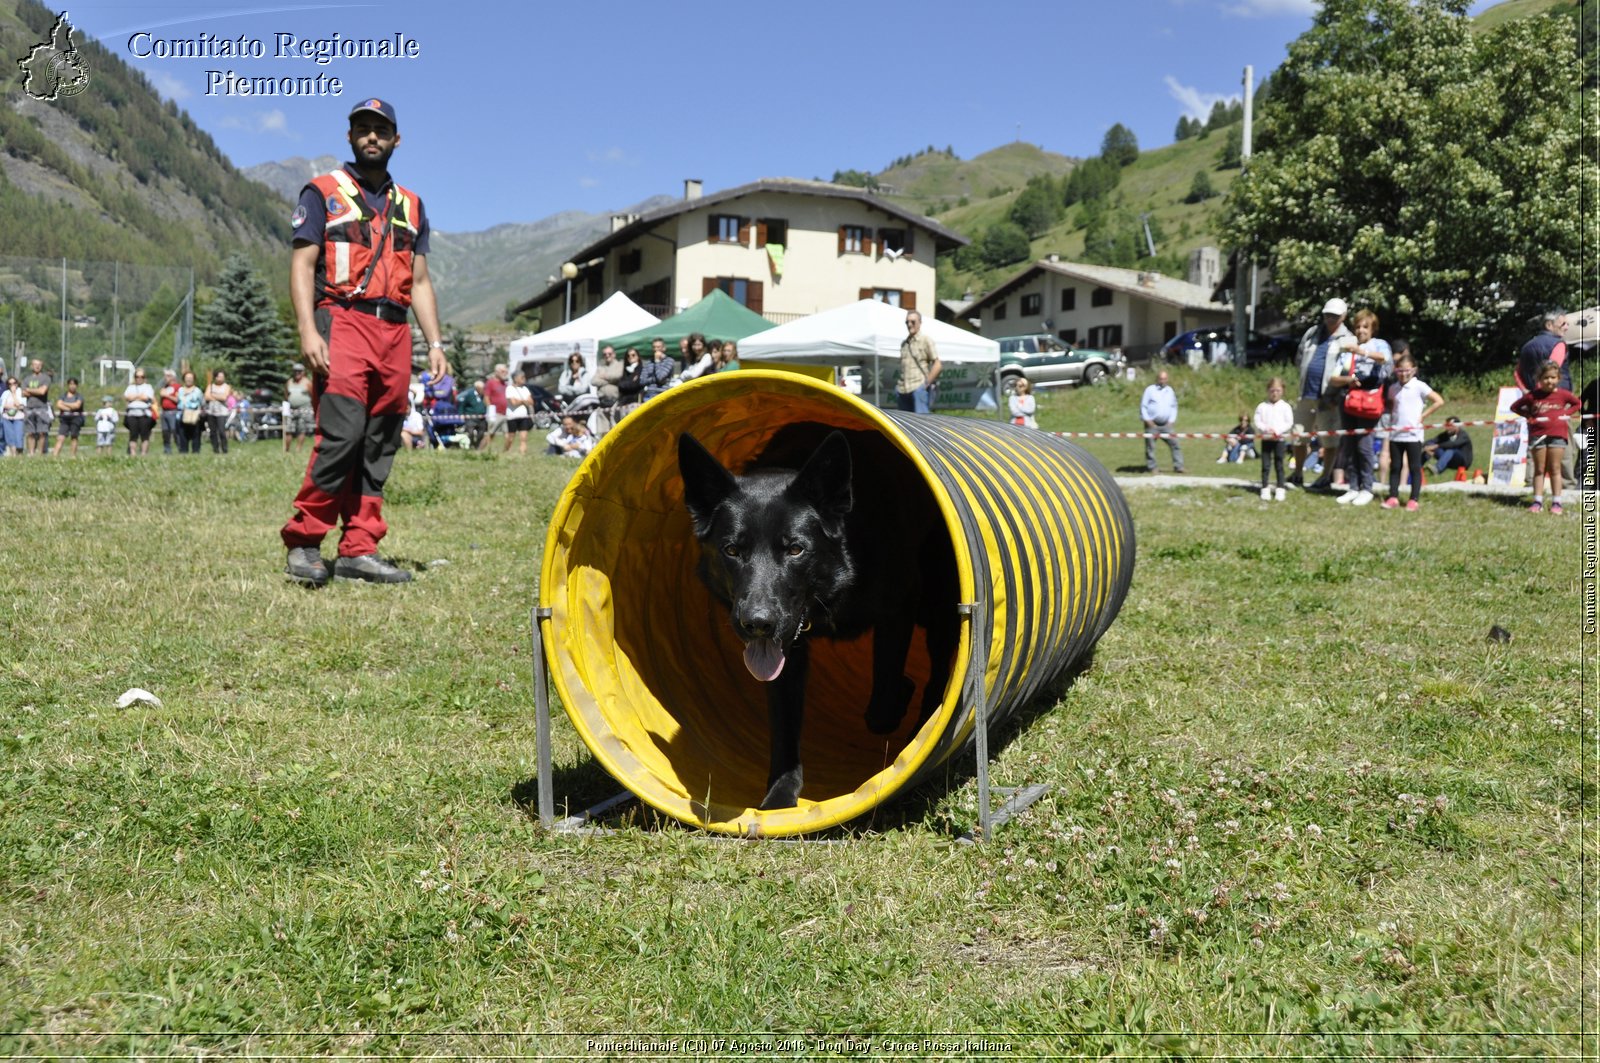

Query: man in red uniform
left=281, top=97, right=447, bottom=585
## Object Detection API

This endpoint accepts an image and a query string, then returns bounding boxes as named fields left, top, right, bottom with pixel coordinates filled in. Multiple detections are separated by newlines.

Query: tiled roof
left=968, top=259, right=1230, bottom=314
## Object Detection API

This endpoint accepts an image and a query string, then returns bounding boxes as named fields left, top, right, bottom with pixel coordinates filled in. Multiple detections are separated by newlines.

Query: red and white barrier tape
left=1050, top=413, right=1592, bottom=443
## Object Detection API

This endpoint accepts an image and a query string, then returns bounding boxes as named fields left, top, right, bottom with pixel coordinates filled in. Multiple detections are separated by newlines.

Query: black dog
left=677, top=427, right=958, bottom=811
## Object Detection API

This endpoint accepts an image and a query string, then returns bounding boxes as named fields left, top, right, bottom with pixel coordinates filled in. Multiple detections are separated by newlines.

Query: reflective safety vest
left=308, top=168, right=422, bottom=308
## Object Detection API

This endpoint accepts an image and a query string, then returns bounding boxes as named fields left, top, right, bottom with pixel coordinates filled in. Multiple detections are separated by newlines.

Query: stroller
left=528, top=384, right=566, bottom=430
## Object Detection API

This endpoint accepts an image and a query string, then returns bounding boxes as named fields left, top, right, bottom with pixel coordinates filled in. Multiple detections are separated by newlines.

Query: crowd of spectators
left=2, top=358, right=263, bottom=458
left=6, top=310, right=1584, bottom=504
left=1175, top=298, right=1585, bottom=511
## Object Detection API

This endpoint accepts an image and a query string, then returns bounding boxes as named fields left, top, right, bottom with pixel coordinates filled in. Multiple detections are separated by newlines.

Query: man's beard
left=352, top=142, right=395, bottom=171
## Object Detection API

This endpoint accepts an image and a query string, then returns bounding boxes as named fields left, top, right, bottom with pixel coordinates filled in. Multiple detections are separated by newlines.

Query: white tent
left=737, top=299, right=1000, bottom=407
left=508, top=292, right=659, bottom=376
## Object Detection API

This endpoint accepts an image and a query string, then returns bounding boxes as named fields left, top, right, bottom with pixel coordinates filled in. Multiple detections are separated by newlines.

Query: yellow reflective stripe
left=389, top=187, right=417, bottom=232
left=328, top=169, right=361, bottom=198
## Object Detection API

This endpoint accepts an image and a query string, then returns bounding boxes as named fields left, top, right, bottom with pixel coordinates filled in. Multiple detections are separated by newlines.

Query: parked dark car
left=997, top=334, right=1126, bottom=392
left=1160, top=327, right=1294, bottom=368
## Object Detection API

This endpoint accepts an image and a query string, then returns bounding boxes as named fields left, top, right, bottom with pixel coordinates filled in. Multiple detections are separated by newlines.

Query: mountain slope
left=926, top=127, right=1243, bottom=300
left=0, top=0, right=286, bottom=278
left=243, top=155, right=343, bottom=203
left=878, top=142, right=1078, bottom=212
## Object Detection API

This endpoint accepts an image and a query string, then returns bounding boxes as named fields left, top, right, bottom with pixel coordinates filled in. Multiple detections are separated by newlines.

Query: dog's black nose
left=737, top=612, right=776, bottom=640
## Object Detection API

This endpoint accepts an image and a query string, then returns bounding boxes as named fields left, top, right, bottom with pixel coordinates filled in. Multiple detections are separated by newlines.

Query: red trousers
left=280, top=306, right=411, bottom=557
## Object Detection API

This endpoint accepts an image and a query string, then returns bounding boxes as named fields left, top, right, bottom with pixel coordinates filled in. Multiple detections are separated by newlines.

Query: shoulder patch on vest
left=326, top=195, right=347, bottom=217
left=290, top=204, right=307, bottom=227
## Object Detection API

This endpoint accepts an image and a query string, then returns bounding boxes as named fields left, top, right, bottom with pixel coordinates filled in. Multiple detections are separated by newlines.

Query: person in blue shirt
left=1140, top=369, right=1184, bottom=473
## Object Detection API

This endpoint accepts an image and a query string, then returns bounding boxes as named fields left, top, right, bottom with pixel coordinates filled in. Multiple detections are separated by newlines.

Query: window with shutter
left=859, top=287, right=874, bottom=301
left=1020, top=293, right=1042, bottom=316
left=878, top=228, right=912, bottom=256
left=736, top=218, right=751, bottom=245
left=707, top=277, right=759, bottom=310
left=710, top=215, right=741, bottom=244
left=1088, top=324, right=1124, bottom=347
left=1061, top=288, right=1076, bottom=311
left=865, top=288, right=904, bottom=307
left=1090, top=286, right=1113, bottom=307
left=994, top=301, right=1009, bottom=321
left=759, top=218, right=788, bottom=248
left=839, top=225, right=868, bottom=255
left=901, top=290, right=917, bottom=311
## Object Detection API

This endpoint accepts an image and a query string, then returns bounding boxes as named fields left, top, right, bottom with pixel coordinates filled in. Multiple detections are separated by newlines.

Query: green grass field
left=0, top=371, right=1589, bottom=1059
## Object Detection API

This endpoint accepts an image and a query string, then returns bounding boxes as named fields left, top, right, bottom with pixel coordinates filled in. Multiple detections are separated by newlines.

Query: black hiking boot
left=333, top=554, right=413, bottom=584
left=285, top=546, right=330, bottom=587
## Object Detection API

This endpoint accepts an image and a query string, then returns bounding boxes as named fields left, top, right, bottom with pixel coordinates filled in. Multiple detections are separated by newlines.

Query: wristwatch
left=429, top=341, right=445, bottom=350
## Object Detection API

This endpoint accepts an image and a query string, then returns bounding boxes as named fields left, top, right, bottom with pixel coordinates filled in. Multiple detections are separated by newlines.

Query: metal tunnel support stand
left=532, top=605, right=637, bottom=833
left=956, top=600, right=1050, bottom=845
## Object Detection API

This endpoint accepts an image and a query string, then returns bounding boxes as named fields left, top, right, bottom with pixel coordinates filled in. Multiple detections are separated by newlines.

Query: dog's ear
left=786, top=430, right=852, bottom=526
left=678, top=433, right=738, bottom=536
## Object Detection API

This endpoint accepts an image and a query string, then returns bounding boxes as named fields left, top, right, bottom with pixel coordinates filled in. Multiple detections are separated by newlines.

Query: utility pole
left=1231, top=65, right=1254, bottom=362
left=59, top=257, right=68, bottom=378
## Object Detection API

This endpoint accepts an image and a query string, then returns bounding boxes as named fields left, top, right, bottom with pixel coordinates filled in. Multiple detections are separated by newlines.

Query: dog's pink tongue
left=743, top=638, right=786, bottom=682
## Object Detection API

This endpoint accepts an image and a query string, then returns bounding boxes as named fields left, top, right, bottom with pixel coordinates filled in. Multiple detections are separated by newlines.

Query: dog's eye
left=722, top=544, right=740, bottom=558
left=786, top=543, right=805, bottom=557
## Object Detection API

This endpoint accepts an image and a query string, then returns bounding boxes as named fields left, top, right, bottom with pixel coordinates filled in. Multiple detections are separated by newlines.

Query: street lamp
left=560, top=261, right=579, bottom=324
left=560, top=257, right=605, bottom=324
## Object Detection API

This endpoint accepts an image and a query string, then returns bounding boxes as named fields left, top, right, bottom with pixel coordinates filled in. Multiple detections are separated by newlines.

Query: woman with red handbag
left=1331, top=308, right=1392, bottom=506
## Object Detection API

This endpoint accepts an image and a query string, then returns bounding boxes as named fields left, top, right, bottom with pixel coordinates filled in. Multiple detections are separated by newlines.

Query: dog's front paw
left=752, top=768, right=796, bottom=810
left=864, top=676, right=915, bottom=735
left=759, top=766, right=803, bottom=810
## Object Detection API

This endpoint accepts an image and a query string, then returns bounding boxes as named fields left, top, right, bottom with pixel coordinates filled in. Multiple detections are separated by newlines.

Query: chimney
left=684, top=179, right=703, bottom=201
left=610, top=213, right=638, bottom=232
left=1047, top=253, right=1060, bottom=264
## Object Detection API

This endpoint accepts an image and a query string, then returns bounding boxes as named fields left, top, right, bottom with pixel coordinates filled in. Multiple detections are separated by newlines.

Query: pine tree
left=1206, top=99, right=1230, bottom=131
left=1100, top=123, right=1140, bottom=168
left=193, top=253, right=292, bottom=391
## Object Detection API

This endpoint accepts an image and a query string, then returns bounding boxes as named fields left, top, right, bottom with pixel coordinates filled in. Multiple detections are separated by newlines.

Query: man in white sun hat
left=1291, top=296, right=1356, bottom=489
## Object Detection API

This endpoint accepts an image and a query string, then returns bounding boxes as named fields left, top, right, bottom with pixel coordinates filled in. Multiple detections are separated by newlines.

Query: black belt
left=331, top=300, right=408, bottom=324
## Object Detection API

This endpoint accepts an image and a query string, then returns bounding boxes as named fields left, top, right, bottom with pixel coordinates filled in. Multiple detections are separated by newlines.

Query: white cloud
left=1220, top=0, right=1316, bottom=16
left=578, top=176, right=600, bottom=188
left=585, top=147, right=634, bottom=166
left=217, top=109, right=292, bottom=136
left=146, top=69, right=191, bottom=102
left=1165, top=76, right=1239, bottom=121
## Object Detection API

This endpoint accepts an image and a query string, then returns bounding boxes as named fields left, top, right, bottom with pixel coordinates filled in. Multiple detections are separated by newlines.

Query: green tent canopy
left=600, top=289, right=775, bottom=351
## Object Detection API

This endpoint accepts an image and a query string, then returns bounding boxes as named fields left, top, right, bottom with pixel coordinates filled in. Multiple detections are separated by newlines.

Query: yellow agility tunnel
left=538, top=371, right=1135, bottom=837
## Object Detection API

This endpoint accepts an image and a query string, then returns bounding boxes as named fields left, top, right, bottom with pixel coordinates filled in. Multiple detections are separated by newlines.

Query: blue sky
left=44, top=0, right=1498, bottom=232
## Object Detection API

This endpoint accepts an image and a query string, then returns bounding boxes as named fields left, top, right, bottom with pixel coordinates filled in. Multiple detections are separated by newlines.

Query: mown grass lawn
left=0, top=373, right=1589, bottom=1059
